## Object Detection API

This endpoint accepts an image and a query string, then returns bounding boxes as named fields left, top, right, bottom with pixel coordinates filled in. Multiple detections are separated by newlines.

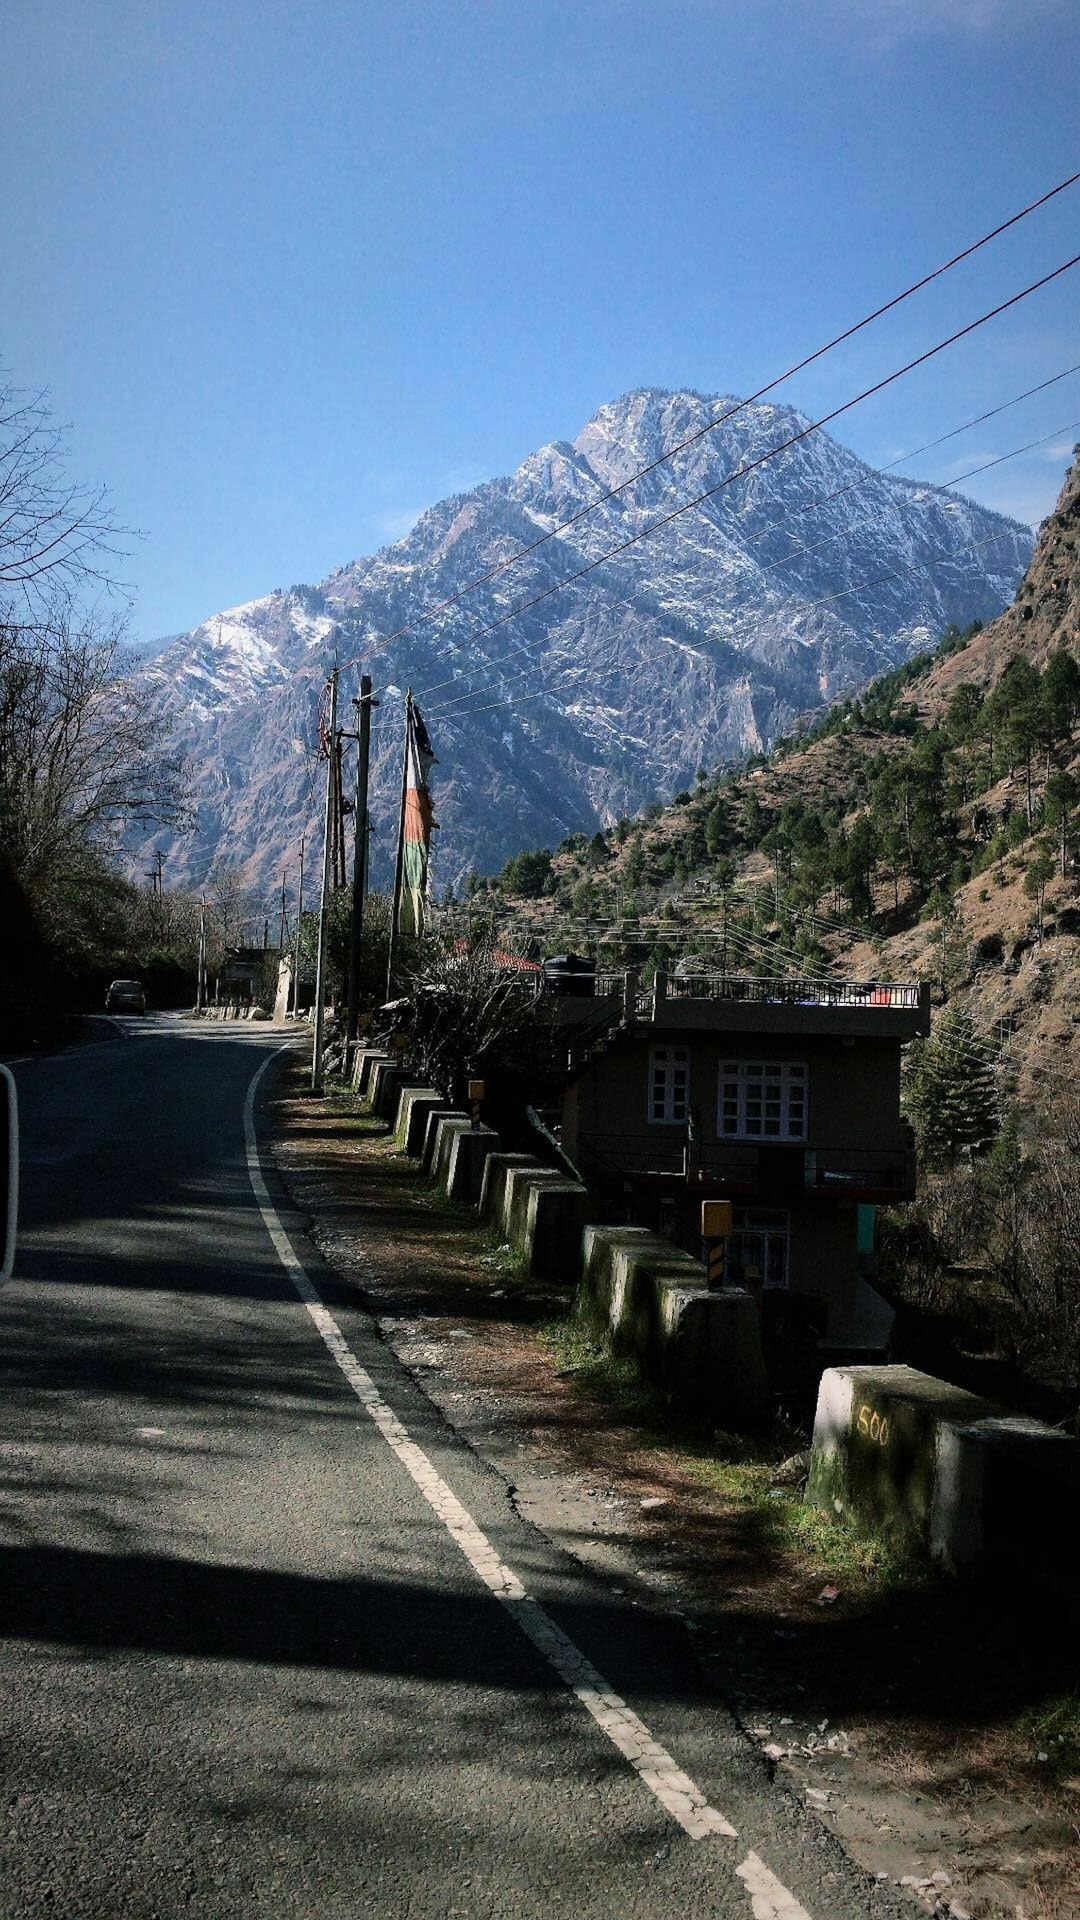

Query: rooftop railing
left=662, top=974, right=923, bottom=1010
left=590, top=970, right=923, bottom=1011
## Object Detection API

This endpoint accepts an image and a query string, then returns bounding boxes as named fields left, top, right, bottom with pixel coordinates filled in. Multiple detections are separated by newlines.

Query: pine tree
left=903, top=1007, right=1000, bottom=1169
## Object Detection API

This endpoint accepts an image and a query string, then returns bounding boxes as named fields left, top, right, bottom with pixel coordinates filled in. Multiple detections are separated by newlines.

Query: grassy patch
left=539, top=1312, right=931, bottom=1601
left=1020, top=1692, right=1080, bottom=1782
left=537, top=1314, right=667, bottom=1424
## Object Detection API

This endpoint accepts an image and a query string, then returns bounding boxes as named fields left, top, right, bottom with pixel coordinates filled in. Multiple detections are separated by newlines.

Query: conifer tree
left=903, top=1007, right=1000, bottom=1169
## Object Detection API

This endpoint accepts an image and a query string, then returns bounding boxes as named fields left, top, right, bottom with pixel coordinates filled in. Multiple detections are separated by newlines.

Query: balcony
left=574, top=1133, right=916, bottom=1203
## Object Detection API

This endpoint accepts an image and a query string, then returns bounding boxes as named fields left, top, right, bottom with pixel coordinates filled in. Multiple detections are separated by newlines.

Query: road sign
left=700, top=1200, right=732, bottom=1240
left=701, top=1199, right=731, bottom=1292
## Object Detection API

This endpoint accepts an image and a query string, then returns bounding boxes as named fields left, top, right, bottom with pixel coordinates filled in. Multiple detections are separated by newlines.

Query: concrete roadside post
left=468, top=1078, right=485, bottom=1130
left=701, top=1199, right=732, bottom=1291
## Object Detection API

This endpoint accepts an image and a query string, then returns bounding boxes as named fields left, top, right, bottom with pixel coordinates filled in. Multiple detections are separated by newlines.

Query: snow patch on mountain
left=135, top=386, right=1034, bottom=896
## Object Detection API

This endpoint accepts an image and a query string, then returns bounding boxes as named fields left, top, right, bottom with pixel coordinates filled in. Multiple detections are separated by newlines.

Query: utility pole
left=312, top=669, right=338, bottom=1092
left=292, top=836, right=305, bottom=1017
left=196, top=900, right=207, bottom=1011
left=346, top=674, right=377, bottom=1053
left=278, top=869, right=287, bottom=953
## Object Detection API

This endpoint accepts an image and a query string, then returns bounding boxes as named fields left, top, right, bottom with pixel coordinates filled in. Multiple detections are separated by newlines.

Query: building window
left=648, top=1045, right=689, bottom=1124
left=728, top=1207, right=789, bottom=1290
left=719, top=1060, right=807, bottom=1141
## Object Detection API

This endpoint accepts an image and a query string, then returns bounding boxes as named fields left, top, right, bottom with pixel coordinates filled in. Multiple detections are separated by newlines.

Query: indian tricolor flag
left=398, top=697, right=437, bottom=937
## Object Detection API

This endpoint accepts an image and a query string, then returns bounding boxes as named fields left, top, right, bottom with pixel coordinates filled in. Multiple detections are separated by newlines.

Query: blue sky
left=3, top=0, right=1077, bottom=645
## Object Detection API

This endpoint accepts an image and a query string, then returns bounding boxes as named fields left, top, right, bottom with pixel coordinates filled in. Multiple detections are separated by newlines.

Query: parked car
left=106, top=979, right=146, bottom=1014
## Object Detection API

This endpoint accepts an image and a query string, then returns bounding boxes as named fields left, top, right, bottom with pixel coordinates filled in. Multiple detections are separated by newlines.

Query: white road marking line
left=243, top=1051, right=819, bottom=1914
left=736, top=1853, right=815, bottom=1920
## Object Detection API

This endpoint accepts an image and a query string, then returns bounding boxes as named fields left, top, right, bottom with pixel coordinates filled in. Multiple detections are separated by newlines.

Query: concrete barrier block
left=504, top=1164, right=568, bottom=1252
left=392, top=1086, right=440, bottom=1148
left=430, top=1116, right=473, bottom=1191
left=372, top=1062, right=409, bottom=1123
left=576, top=1225, right=768, bottom=1420
left=351, top=1045, right=379, bottom=1092
left=357, top=1048, right=391, bottom=1097
left=478, top=1154, right=538, bottom=1231
left=807, top=1363, right=1080, bottom=1572
left=524, top=1181, right=593, bottom=1282
left=445, top=1125, right=501, bottom=1206
left=421, top=1107, right=467, bottom=1173
left=398, top=1090, right=449, bottom=1156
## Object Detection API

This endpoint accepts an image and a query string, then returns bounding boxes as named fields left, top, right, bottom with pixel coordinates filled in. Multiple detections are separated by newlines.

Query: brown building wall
left=563, top=1032, right=905, bottom=1164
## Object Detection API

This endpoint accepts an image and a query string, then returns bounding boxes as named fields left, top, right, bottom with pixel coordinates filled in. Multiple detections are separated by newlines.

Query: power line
left=745, top=360, right=1080, bottom=552
left=749, top=415, right=1080, bottom=578
left=334, top=169, right=1080, bottom=677
left=422, top=519, right=1028, bottom=726
left=411, top=251, right=1080, bottom=718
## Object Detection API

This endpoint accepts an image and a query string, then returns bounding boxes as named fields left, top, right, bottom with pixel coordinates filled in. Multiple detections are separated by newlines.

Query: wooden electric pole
left=312, top=670, right=339, bottom=1092
left=196, top=901, right=207, bottom=1011
left=291, top=835, right=305, bottom=1017
left=346, top=674, right=377, bottom=1052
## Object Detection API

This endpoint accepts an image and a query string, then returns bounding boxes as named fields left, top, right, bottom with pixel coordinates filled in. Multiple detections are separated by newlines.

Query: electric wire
left=333, top=169, right=1080, bottom=678
left=409, top=252, right=1080, bottom=718
left=422, top=519, right=1027, bottom=725
left=741, top=416, right=1080, bottom=578
left=728, top=360, right=1080, bottom=553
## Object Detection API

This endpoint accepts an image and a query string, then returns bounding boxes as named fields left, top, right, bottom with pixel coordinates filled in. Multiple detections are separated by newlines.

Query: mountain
left=483, top=448, right=1080, bottom=1100
left=136, top=387, right=1034, bottom=898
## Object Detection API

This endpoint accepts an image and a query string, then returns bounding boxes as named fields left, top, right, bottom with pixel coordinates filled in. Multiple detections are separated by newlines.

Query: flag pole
left=385, top=690, right=412, bottom=1001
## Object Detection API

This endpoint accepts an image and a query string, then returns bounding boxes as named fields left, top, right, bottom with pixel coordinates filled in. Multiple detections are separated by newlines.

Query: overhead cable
left=410, top=251, right=1080, bottom=715
left=335, top=169, right=1080, bottom=676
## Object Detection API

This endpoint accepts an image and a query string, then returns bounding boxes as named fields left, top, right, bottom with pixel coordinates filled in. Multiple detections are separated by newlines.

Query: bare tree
left=0, top=606, right=189, bottom=940
left=387, top=936, right=556, bottom=1100
left=0, top=378, right=135, bottom=626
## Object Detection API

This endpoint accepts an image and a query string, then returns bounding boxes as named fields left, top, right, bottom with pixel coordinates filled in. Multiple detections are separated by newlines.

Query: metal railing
left=549, top=969, right=922, bottom=1011
left=663, top=974, right=922, bottom=1009
left=573, top=1132, right=916, bottom=1194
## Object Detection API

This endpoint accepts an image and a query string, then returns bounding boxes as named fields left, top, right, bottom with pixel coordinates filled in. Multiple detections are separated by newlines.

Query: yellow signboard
left=700, top=1200, right=732, bottom=1240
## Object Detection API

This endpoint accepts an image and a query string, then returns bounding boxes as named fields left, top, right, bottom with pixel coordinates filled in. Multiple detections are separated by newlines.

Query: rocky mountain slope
left=137, top=387, right=1033, bottom=896
left=482, top=449, right=1080, bottom=1099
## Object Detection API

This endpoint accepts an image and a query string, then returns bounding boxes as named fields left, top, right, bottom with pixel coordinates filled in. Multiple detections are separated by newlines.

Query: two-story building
left=558, top=969, right=930, bottom=1352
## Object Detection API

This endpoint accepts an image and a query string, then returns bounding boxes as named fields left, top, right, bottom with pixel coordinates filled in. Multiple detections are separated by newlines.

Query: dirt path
left=269, top=1061, right=1079, bottom=1920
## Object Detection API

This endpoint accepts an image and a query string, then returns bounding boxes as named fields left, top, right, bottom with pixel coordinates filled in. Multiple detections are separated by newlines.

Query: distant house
left=218, top=946, right=277, bottom=1003
left=558, top=969, right=930, bottom=1350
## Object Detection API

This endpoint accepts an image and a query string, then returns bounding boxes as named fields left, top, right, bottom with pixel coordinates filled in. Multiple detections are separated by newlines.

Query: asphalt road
left=0, top=1017, right=903, bottom=1919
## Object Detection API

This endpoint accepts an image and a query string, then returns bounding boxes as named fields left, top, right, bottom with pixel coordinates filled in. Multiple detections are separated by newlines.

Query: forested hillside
left=462, top=449, right=1080, bottom=1419
left=467, top=450, right=1080, bottom=1088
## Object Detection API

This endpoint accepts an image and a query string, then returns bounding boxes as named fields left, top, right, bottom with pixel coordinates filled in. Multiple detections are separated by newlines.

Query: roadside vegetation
left=0, top=377, right=191, bottom=1047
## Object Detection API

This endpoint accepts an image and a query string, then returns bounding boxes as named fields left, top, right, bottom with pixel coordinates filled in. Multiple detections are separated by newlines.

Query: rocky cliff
left=136, top=387, right=1033, bottom=897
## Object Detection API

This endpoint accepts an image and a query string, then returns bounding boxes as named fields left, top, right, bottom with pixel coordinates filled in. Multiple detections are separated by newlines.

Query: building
left=558, top=969, right=931, bottom=1352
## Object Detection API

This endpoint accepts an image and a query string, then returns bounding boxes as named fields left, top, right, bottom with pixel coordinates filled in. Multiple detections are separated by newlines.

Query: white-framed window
left=728, top=1207, right=790, bottom=1290
left=718, top=1060, right=808, bottom=1141
left=648, top=1045, right=689, bottom=1124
